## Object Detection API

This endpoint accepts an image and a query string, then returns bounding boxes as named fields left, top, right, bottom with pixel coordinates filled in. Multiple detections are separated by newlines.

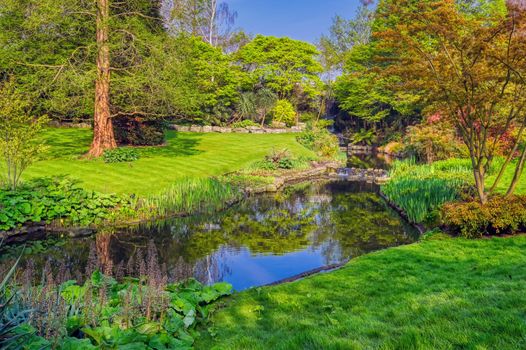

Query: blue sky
left=224, top=0, right=362, bottom=43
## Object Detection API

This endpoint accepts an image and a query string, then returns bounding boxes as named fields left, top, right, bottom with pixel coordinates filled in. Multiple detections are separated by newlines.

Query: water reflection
left=3, top=181, right=418, bottom=291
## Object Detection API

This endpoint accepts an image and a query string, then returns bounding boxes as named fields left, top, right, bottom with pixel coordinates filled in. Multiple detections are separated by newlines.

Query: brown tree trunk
left=506, top=145, right=526, bottom=196
left=89, top=0, right=116, bottom=157
left=474, top=167, right=487, bottom=204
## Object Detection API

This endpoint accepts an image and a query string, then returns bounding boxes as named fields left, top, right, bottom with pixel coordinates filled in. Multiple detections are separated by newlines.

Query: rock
left=202, top=126, right=213, bottom=133
left=233, top=128, right=249, bottom=133
left=190, top=125, right=203, bottom=132
left=212, top=126, right=223, bottom=132
left=250, top=128, right=266, bottom=134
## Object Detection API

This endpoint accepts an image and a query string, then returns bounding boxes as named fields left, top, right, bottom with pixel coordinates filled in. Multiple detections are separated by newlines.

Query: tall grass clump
left=382, top=159, right=471, bottom=223
left=141, top=177, right=242, bottom=218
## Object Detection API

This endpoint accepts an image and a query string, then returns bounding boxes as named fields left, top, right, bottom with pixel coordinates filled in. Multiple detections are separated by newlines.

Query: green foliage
left=272, top=100, right=296, bottom=127
left=350, top=128, right=376, bottom=146
left=103, top=148, right=140, bottom=164
left=382, top=159, right=472, bottom=223
left=11, top=272, right=232, bottom=349
left=248, top=149, right=310, bottom=171
left=140, top=177, right=242, bottom=219
left=0, top=80, right=49, bottom=190
left=231, top=120, right=260, bottom=129
left=0, top=178, right=130, bottom=231
left=297, top=121, right=340, bottom=159
left=442, top=196, right=526, bottom=237
left=236, top=35, right=323, bottom=102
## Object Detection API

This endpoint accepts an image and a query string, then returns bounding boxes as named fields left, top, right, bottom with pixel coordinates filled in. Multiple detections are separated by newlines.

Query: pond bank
left=195, top=235, right=526, bottom=349
left=1, top=161, right=343, bottom=245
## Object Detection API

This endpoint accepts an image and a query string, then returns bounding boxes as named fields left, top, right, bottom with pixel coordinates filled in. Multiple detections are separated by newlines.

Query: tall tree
left=376, top=0, right=526, bottom=203
left=91, top=0, right=115, bottom=157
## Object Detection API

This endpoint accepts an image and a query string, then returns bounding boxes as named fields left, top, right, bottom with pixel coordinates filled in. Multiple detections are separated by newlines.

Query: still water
left=5, top=181, right=418, bottom=291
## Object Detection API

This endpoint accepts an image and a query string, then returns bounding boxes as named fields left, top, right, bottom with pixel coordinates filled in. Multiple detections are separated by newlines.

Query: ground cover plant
left=0, top=178, right=131, bottom=232
left=196, top=235, right=526, bottom=350
left=2, top=241, right=233, bottom=350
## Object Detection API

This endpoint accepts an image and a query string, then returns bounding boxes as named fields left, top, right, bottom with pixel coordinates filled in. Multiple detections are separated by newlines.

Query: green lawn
left=20, top=128, right=315, bottom=195
left=198, top=235, right=526, bottom=350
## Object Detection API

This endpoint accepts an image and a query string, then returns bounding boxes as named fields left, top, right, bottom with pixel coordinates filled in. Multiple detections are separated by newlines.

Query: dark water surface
left=4, top=181, right=418, bottom=291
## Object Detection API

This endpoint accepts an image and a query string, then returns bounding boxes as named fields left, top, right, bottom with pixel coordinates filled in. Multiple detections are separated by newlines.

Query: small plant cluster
left=230, top=120, right=260, bottom=129
left=248, top=149, right=312, bottom=172
left=297, top=121, right=340, bottom=159
left=103, top=147, right=140, bottom=163
left=141, top=177, right=242, bottom=219
left=441, top=196, right=526, bottom=238
left=3, top=242, right=232, bottom=349
left=0, top=178, right=130, bottom=231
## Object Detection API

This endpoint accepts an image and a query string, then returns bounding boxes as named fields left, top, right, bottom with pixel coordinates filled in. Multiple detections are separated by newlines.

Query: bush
left=0, top=178, right=130, bottom=231
left=404, top=118, right=466, bottom=163
left=103, top=148, right=140, bottom=163
left=442, top=196, right=526, bottom=237
left=114, top=117, right=166, bottom=146
left=231, top=120, right=260, bottom=128
left=297, top=121, right=340, bottom=159
left=272, top=100, right=296, bottom=127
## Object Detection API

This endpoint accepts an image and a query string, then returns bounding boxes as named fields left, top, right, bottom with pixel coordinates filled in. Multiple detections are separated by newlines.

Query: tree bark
left=506, top=145, right=526, bottom=196
left=89, top=0, right=116, bottom=157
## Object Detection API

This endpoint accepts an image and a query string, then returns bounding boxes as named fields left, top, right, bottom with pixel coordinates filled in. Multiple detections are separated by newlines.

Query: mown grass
left=198, top=235, right=526, bottom=350
left=17, top=128, right=315, bottom=196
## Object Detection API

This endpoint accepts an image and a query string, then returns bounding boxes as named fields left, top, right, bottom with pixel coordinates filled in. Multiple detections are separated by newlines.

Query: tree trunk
left=474, top=167, right=487, bottom=204
left=89, top=0, right=116, bottom=157
left=506, top=145, right=526, bottom=196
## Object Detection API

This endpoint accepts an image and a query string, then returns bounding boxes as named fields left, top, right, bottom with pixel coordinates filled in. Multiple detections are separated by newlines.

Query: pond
left=347, top=152, right=396, bottom=170
left=2, top=181, right=418, bottom=291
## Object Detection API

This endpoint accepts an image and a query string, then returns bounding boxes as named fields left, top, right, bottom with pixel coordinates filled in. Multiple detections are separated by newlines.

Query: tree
left=163, top=0, right=240, bottom=49
left=0, top=0, right=190, bottom=157
left=376, top=0, right=526, bottom=203
left=236, top=35, right=323, bottom=111
left=0, top=80, right=48, bottom=190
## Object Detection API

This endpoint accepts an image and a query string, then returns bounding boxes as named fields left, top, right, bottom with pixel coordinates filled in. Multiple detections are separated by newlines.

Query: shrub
left=404, top=118, right=466, bottom=163
left=0, top=80, right=49, bottom=190
left=0, top=178, right=130, bottom=231
left=272, top=100, right=296, bottom=127
left=441, top=196, right=526, bottom=237
left=103, top=147, right=140, bottom=163
left=113, top=117, right=166, bottom=146
left=297, top=121, right=340, bottom=159
left=231, top=120, right=260, bottom=128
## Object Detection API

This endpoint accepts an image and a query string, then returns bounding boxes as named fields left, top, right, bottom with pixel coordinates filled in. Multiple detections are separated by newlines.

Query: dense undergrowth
left=1, top=240, right=232, bottom=349
left=382, top=158, right=526, bottom=237
left=381, top=159, right=472, bottom=224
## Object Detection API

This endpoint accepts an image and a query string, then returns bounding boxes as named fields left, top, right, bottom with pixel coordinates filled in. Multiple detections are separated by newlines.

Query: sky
left=223, top=0, right=363, bottom=43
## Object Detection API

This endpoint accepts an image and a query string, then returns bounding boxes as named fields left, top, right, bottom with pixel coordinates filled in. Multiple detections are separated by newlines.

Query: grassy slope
left=198, top=236, right=526, bottom=350
left=21, top=128, right=315, bottom=196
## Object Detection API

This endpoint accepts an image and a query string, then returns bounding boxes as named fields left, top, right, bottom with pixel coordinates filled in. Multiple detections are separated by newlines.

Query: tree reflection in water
left=2, top=181, right=418, bottom=290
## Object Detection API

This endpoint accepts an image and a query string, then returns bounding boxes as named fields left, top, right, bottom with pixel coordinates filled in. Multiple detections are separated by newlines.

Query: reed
left=140, top=177, right=242, bottom=218
left=382, top=159, right=471, bottom=223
